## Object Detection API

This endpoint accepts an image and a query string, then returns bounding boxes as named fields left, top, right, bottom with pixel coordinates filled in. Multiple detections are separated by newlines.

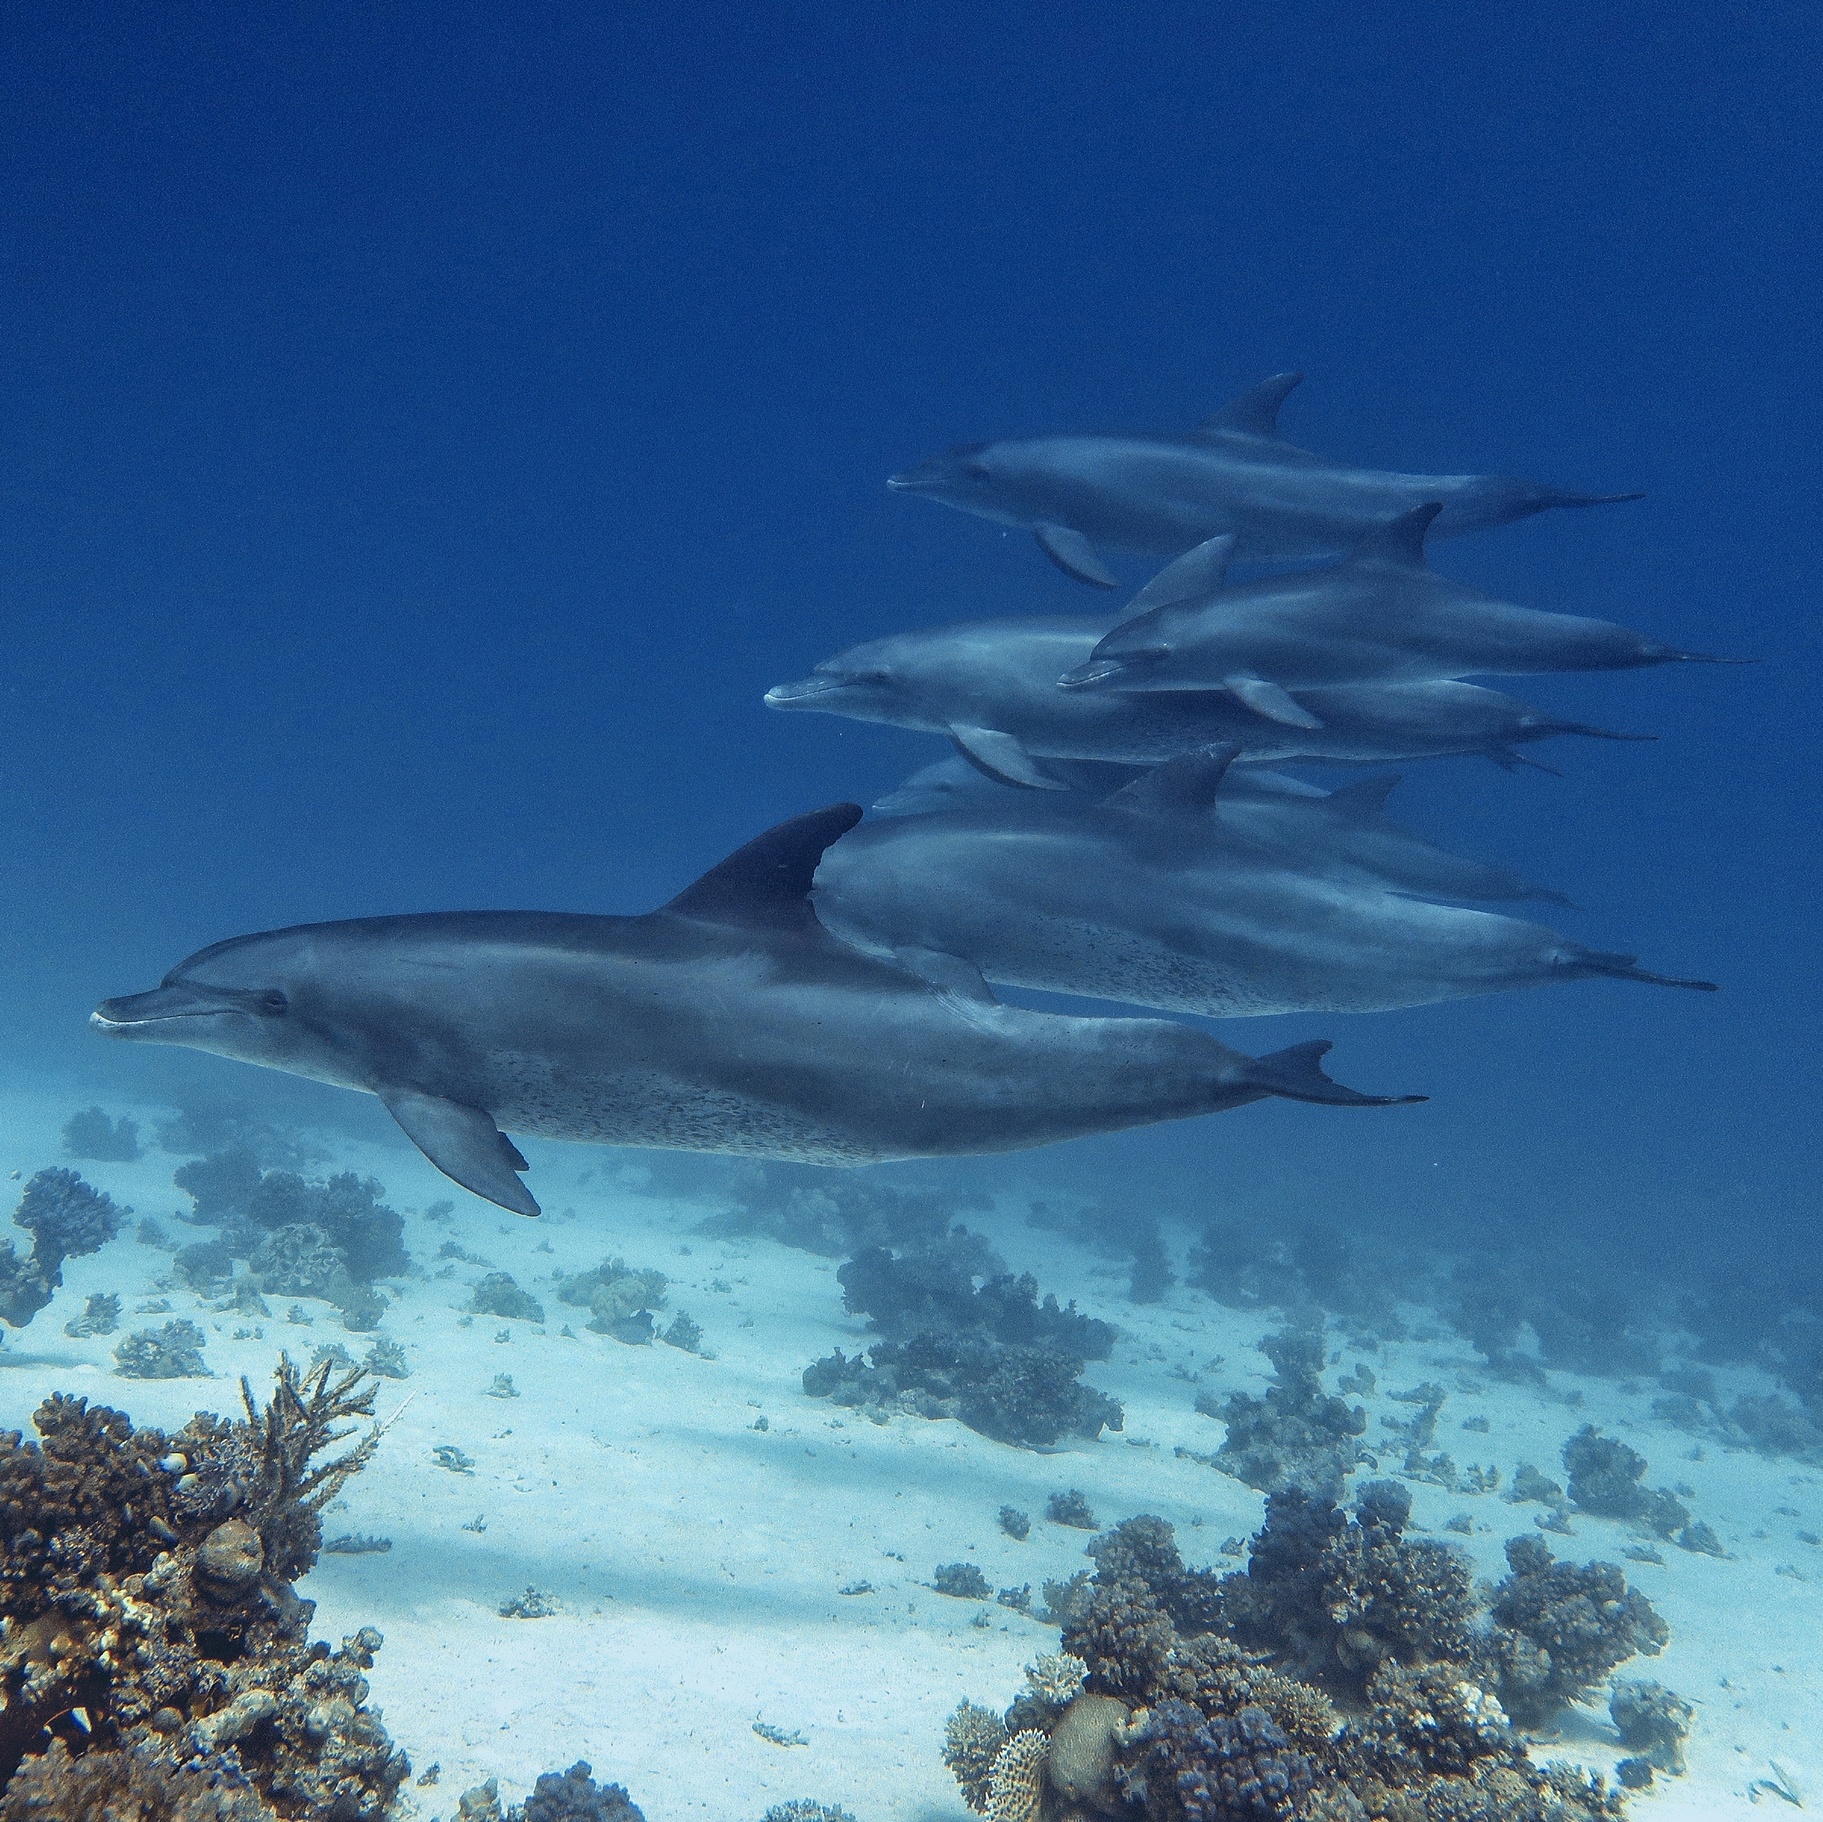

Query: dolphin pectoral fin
left=947, top=725, right=1069, bottom=790
left=1195, top=371, right=1305, bottom=440
left=1235, top=1039, right=1426, bottom=1107
left=1033, top=522, right=1120, bottom=588
left=1223, top=675, right=1324, bottom=728
left=380, top=1089, right=541, bottom=1218
left=1121, top=534, right=1236, bottom=618
left=1104, top=742, right=1242, bottom=814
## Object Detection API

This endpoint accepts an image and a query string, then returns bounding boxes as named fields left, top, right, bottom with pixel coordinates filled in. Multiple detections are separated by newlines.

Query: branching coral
left=0, top=1359, right=407, bottom=1817
left=0, top=1170, right=125, bottom=1329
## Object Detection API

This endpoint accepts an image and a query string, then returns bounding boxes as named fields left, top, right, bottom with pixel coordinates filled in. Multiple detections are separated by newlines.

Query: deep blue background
left=2, top=3, right=1817, bottom=1264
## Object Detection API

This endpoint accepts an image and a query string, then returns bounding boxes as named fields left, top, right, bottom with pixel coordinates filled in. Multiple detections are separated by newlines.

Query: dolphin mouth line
left=765, top=678, right=849, bottom=706
left=90, top=1006, right=236, bottom=1032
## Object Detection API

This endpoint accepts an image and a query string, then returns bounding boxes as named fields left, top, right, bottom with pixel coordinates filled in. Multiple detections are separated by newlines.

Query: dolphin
left=812, top=751, right=1717, bottom=1019
left=887, top=372, right=1642, bottom=585
left=1058, top=507, right=1735, bottom=717
left=765, top=612, right=1652, bottom=780
left=91, top=805, right=1419, bottom=1215
left=866, top=755, right=1571, bottom=906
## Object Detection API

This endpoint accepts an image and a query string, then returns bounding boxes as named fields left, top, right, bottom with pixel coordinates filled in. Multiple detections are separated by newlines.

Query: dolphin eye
left=258, top=990, right=289, bottom=1016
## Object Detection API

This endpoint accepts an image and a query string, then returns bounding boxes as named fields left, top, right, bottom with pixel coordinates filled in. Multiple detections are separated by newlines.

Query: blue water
left=3, top=7, right=1817, bottom=1287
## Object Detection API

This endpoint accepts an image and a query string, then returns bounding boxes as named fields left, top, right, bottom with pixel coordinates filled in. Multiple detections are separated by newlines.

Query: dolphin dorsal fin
left=1348, top=501, right=1443, bottom=567
left=1325, top=774, right=1403, bottom=816
left=1195, top=372, right=1305, bottom=441
left=1120, top=533, right=1236, bottom=619
left=1105, top=743, right=1242, bottom=814
left=663, top=803, right=863, bottom=928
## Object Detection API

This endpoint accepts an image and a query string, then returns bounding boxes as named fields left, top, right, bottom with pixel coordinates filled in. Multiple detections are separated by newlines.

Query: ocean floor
left=0, top=1081, right=1816, bottom=1822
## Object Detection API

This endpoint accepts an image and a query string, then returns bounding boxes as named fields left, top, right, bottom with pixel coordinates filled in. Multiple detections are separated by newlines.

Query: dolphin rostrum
left=812, top=752, right=1717, bottom=1019
left=92, top=805, right=1420, bottom=1215
left=888, top=372, right=1642, bottom=585
left=1059, top=507, right=1735, bottom=716
left=765, top=612, right=1652, bottom=780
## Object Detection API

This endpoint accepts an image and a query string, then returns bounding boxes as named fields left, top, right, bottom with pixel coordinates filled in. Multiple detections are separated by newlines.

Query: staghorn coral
left=0, top=1170, right=125, bottom=1330
left=1485, top=1537, right=1667, bottom=1728
left=1201, top=1328, right=1367, bottom=1502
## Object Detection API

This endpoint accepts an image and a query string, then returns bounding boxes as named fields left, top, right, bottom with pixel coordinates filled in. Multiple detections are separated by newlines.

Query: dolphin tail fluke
left=1236, top=1039, right=1427, bottom=1107
left=1566, top=949, right=1718, bottom=992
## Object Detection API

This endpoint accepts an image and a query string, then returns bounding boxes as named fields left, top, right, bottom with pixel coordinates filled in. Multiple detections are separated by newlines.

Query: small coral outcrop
left=556, top=1258, right=667, bottom=1340
left=1197, top=1327, right=1367, bottom=1501
left=470, top=1272, right=547, bottom=1324
left=0, top=1356, right=408, bottom=1817
left=0, top=1169, right=125, bottom=1330
left=61, top=1107, right=142, bottom=1163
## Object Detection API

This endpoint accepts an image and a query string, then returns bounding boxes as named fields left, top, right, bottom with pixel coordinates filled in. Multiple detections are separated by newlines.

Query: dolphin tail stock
left=1231, top=1038, right=1427, bottom=1108
left=1561, top=948, right=1719, bottom=992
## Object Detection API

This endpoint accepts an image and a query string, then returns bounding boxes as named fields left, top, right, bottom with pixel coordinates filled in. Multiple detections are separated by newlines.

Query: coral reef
left=114, top=1319, right=211, bottom=1378
left=0, top=1170, right=125, bottom=1330
left=1443, top=1261, right=1661, bottom=1382
left=951, top=1506, right=1644, bottom=1822
left=1001, top=1506, right=1032, bottom=1541
left=1047, top=1489, right=1099, bottom=1530
left=705, top=1160, right=988, bottom=1256
left=362, top=1336, right=409, bottom=1379
left=1197, top=1328, right=1367, bottom=1501
left=1025, top=1200, right=1175, bottom=1306
left=0, top=1358, right=407, bottom=1816
left=803, top=1239, right=1122, bottom=1448
left=661, top=1312, right=705, bottom=1353
left=1187, top=1220, right=1409, bottom=1341
left=556, top=1258, right=667, bottom=1337
left=61, top=1106, right=142, bottom=1163
left=470, top=1273, right=547, bottom=1324
left=516, top=1760, right=645, bottom=1821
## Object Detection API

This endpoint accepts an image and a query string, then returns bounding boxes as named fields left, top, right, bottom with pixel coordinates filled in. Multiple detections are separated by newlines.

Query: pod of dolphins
left=97, top=375, right=1723, bottom=1215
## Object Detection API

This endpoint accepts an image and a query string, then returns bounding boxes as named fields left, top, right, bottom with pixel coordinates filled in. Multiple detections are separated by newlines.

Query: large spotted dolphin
left=1059, top=507, right=1735, bottom=721
left=812, top=751, right=1717, bottom=1019
left=92, top=805, right=1419, bottom=1215
left=764, top=612, right=1650, bottom=782
left=887, top=372, right=1641, bottom=586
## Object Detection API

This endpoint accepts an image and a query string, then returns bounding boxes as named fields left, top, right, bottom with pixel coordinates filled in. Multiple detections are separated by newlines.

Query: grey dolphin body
left=1060, top=506, right=1730, bottom=716
left=91, top=806, right=1418, bottom=1215
left=764, top=612, right=1648, bottom=780
left=812, top=753, right=1716, bottom=1018
left=888, top=372, right=1641, bottom=585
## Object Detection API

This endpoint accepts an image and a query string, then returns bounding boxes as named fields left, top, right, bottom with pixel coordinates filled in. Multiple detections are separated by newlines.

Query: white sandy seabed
left=0, top=1083, right=1816, bottom=1822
